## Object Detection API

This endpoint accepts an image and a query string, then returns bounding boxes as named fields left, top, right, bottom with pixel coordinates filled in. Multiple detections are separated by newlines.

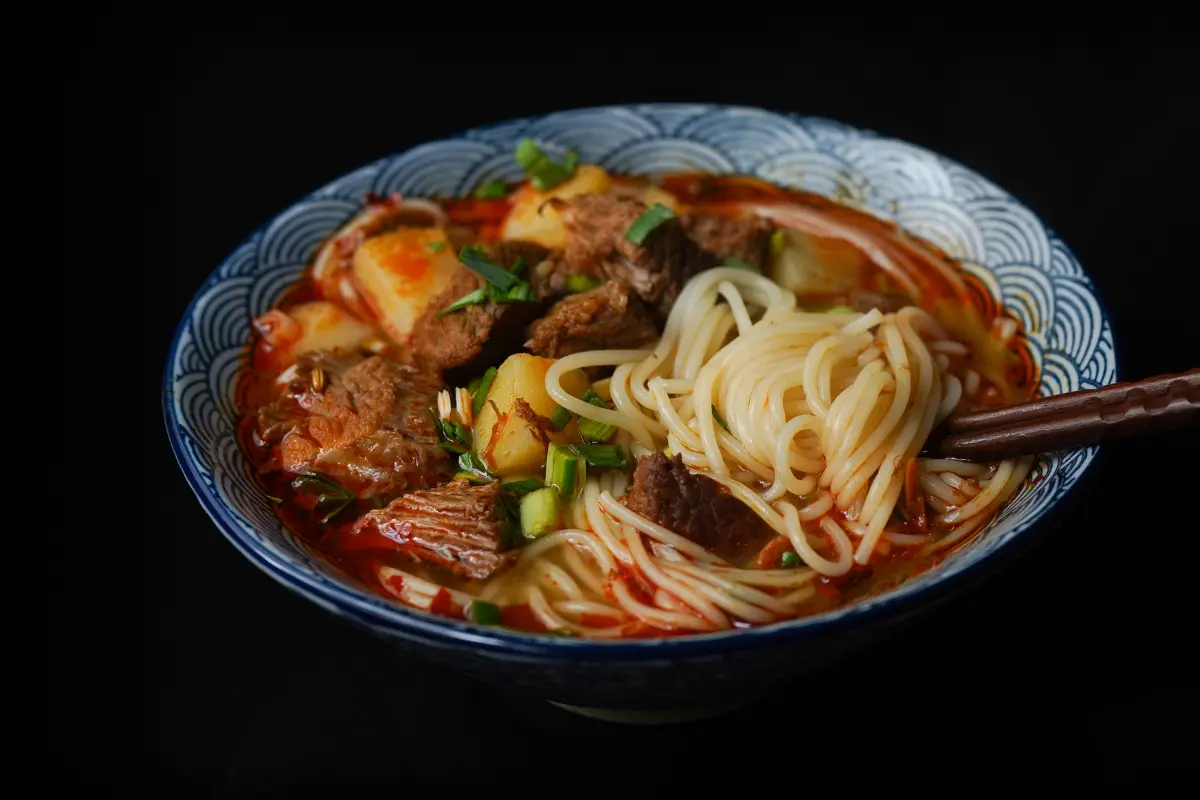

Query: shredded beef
left=622, top=453, right=774, bottom=566
left=681, top=212, right=774, bottom=270
left=525, top=280, right=659, bottom=358
left=352, top=480, right=518, bottom=579
left=253, top=351, right=448, bottom=498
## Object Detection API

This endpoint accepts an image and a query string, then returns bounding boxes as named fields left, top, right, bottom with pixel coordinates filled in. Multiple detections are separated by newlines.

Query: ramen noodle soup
left=240, top=143, right=1037, bottom=639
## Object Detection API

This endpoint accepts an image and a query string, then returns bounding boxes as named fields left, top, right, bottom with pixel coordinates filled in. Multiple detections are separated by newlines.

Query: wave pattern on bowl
left=165, top=104, right=1115, bottom=650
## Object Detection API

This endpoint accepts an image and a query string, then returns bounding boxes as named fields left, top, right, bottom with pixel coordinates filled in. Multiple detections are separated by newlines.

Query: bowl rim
left=162, top=102, right=1117, bottom=659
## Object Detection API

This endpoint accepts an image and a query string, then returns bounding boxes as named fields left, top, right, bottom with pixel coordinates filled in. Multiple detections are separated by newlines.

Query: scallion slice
left=625, top=203, right=676, bottom=245
left=474, top=180, right=510, bottom=199
left=712, top=404, right=730, bottom=433
left=546, top=443, right=584, bottom=496
left=438, top=440, right=468, bottom=455
left=770, top=228, right=789, bottom=255
left=569, top=444, right=629, bottom=470
left=549, top=405, right=572, bottom=431
left=723, top=256, right=759, bottom=272
left=459, top=245, right=518, bottom=291
left=469, top=598, right=504, bottom=625
left=520, top=487, right=560, bottom=538
left=577, top=387, right=615, bottom=442
left=501, top=478, right=543, bottom=495
left=428, top=240, right=447, bottom=253
left=436, top=288, right=487, bottom=318
left=565, top=275, right=602, bottom=293
left=472, top=366, right=498, bottom=416
left=780, top=551, right=801, bottom=569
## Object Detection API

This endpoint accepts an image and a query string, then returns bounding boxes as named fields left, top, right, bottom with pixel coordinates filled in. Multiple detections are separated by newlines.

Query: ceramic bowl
left=164, top=104, right=1115, bottom=721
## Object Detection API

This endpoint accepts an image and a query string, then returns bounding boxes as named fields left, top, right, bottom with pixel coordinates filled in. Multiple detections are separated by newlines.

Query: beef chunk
left=622, top=453, right=774, bottom=566
left=525, top=280, right=659, bottom=358
left=254, top=351, right=448, bottom=498
left=682, top=212, right=774, bottom=270
left=352, top=480, right=518, bottom=579
left=552, top=194, right=709, bottom=318
left=408, top=241, right=551, bottom=379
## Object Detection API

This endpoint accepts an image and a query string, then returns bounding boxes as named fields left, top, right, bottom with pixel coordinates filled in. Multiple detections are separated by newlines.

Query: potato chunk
left=353, top=227, right=459, bottom=342
left=252, top=301, right=374, bottom=371
left=472, top=354, right=589, bottom=476
left=769, top=228, right=865, bottom=298
left=500, top=165, right=612, bottom=249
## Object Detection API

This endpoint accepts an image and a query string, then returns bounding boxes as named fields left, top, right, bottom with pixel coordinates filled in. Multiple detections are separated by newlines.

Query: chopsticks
left=921, top=368, right=1200, bottom=461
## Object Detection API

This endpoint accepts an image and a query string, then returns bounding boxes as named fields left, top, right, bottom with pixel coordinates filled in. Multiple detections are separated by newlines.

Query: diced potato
left=500, top=165, right=612, bottom=249
left=353, top=227, right=460, bottom=342
left=472, top=354, right=590, bottom=476
left=288, top=301, right=374, bottom=357
left=769, top=228, right=865, bottom=298
left=253, top=301, right=375, bottom=371
left=641, top=185, right=681, bottom=211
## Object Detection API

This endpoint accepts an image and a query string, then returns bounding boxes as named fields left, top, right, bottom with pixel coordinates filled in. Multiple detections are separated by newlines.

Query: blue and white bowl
left=163, top=104, right=1115, bottom=720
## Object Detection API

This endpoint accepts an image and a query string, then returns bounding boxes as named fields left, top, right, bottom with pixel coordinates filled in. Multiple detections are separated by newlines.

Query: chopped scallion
left=825, top=305, right=854, bottom=314
left=459, top=245, right=518, bottom=291
left=438, top=440, right=469, bottom=455
left=438, top=418, right=473, bottom=448
left=469, top=598, right=504, bottom=625
left=266, top=495, right=283, bottom=504
left=472, top=366, right=498, bottom=416
left=549, top=405, right=572, bottom=431
left=458, top=451, right=492, bottom=479
left=770, top=228, right=789, bottom=255
left=513, top=138, right=582, bottom=192
left=569, top=444, right=629, bottom=470
left=501, top=478, right=543, bottom=495
left=520, top=487, right=561, bottom=538
left=436, top=287, right=487, bottom=318
left=514, top=139, right=544, bottom=170
left=474, top=179, right=510, bottom=199
left=454, top=470, right=492, bottom=485
left=546, top=443, right=584, bottom=496
left=712, top=405, right=730, bottom=433
left=565, top=274, right=602, bottom=293
left=428, top=240, right=447, bottom=253
left=625, top=203, right=676, bottom=245
left=780, top=551, right=801, bottom=569
left=577, top=387, right=615, bottom=442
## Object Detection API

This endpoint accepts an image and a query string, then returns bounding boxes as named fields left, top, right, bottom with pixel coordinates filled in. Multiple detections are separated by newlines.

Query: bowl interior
left=164, top=104, right=1115, bottom=649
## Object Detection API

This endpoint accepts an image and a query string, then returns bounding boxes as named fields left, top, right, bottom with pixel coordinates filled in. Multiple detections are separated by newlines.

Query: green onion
left=472, top=366, right=498, bottom=415
left=459, top=245, right=518, bottom=291
left=501, top=478, right=543, bottom=495
left=546, top=443, right=584, bottom=496
left=565, top=275, right=602, bottom=293
left=458, top=451, right=493, bottom=480
left=780, top=551, right=801, bottom=569
left=266, top=495, right=283, bottom=504
left=625, top=203, right=677, bottom=245
left=437, top=418, right=473, bottom=448
left=543, top=628, right=578, bottom=637
left=723, top=256, right=759, bottom=272
left=569, top=444, right=629, bottom=470
left=578, top=388, right=615, bottom=442
left=510, top=256, right=527, bottom=276
left=474, top=179, right=510, bottom=199
left=578, top=418, right=615, bottom=443
left=487, top=280, right=535, bottom=304
left=438, top=440, right=469, bottom=455
left=454, top=470, right=492, bottom=485
left=520, top=487, right=561, bottom=538
left=549, top=405, right=572, bottom=431
left=373, top=496, right=387, bottom=509
left=712, top=405, right=730, bottom=433
left=770, top=228, right=789, bottom=255
left=825, top=305, right=854, bottom=314
left=436, top=288, right=487, bottom=318
left=513, top=139, right=581, bottom=192
left=515, top=139, right=544, bottom=170
left=428, top=240, right=447, bottom=253
left=469, top=598, right=504, bottom=625
left=289, top=474, right=357, bottom=524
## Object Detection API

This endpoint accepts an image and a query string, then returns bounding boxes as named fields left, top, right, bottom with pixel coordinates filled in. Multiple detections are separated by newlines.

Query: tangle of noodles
left=423, top=267, right=1036, bottom=638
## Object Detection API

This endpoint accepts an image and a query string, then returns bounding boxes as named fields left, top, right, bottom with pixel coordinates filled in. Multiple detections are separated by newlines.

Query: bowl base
left=549, top=698, right=756, bottom=725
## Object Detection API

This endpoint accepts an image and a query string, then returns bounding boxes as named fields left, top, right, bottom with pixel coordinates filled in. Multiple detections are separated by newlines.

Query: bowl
left=163, top=104, right=1115, bottom=721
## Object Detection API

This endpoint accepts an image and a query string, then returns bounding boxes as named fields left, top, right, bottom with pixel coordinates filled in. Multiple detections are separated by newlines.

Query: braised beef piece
left=622, top=453, right=774, bottom=566
left=253, top=351, right=448, bottom=498
left=681, top=212, right=774, bottom=270
left=352, top=480, right=518, bottom=579
left=525, top=280, right=659, bottom=358
left=545, top=194, right=709, bottom=319
left=408, top=241, right=551, bottom=380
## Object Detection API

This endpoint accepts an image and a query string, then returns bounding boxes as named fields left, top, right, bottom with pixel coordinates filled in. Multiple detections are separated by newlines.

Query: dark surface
left=117, top=25, right=1200, bottom=791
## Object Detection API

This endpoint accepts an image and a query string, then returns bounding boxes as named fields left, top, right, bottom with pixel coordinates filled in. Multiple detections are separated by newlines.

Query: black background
left=119, top=23, right=1200, bottom=792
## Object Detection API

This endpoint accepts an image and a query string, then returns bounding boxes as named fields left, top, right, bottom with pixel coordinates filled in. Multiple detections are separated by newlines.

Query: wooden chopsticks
left=921, top=368, right=1200, bottom=461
